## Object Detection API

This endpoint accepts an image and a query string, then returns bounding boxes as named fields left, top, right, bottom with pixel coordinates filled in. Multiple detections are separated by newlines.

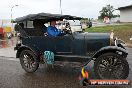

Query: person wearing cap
left=47, top=21, right=65, bottom=37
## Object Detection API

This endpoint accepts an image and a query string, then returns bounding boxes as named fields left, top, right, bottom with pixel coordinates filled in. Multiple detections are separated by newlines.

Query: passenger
left=47, top=21, right=65, bottom=37
left=33, top=20, right=45, bottom=36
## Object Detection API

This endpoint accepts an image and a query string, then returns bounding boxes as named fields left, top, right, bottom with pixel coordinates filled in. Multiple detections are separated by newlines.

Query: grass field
left=85, top=24, right=132, bottom=44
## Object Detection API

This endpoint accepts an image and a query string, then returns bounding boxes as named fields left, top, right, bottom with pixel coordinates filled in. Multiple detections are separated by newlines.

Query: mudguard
left=16, top=45, right=40, bottom=59
left=93, top=46, right=128, bottom=59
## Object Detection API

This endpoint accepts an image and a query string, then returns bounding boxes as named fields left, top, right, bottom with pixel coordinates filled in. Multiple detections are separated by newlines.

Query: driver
left=47, top=21, right=65, bottom=37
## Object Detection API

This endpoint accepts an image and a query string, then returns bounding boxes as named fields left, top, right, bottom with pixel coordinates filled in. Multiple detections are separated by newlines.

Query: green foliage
left=80, top=18, right=88, bottom=23
left=99, top=4, right=115, bottom=19
left=11, top=19, right=15, bottom=23
left=80, top=18, right=93, bottom=23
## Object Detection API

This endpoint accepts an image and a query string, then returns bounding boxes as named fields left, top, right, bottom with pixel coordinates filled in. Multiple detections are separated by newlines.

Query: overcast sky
left=0, top=0, right=132, bottom=19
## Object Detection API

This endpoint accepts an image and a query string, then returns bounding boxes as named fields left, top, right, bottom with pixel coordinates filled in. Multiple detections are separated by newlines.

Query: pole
left=60, top=0, right=62, bottom=15
left=11, top=5, right=18, bottom=29
left=11, top=6, right=13, bottom=29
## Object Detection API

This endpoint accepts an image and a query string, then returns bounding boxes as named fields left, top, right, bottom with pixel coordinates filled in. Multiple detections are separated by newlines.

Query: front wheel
left=20, top=50, right=39, bottom=73
left=94, top=53, right=129, bottom=79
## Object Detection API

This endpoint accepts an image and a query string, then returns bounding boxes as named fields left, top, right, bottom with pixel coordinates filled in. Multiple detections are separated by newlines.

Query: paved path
left=0, top=46, right=16, bottom=58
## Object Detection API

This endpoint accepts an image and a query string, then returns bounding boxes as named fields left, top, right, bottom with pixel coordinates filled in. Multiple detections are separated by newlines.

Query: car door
left=54, top=35, right=73, bottom=54
left=26, top=36, right=55, bottom=53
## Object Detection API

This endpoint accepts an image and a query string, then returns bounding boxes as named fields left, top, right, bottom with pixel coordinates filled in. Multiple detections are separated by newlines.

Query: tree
left=99, top=4, right=115, bottom=19
left=80, top=18, right=88, bottom=23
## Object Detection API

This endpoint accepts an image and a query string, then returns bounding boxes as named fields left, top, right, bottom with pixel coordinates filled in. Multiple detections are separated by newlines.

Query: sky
left=0, top=0, right=132, bottom=19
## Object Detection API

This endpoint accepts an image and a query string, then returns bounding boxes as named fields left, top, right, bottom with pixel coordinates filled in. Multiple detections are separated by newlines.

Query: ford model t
left=14, top=13, right=129, bottom=79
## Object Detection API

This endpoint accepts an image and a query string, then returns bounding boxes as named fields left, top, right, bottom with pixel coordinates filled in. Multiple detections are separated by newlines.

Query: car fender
left=93, top=46, right=128, bottom=59
left=16, top=45, right=40, bottom=59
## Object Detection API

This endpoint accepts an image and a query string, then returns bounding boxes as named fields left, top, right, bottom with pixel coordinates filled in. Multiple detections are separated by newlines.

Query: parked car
left=14, top=13, right=129, bottom=79
left=56, top=20, right=82, bottom=33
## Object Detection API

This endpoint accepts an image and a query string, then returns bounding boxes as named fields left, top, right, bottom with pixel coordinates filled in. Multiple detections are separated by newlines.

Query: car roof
left=14, top=12, right=82, bottom=23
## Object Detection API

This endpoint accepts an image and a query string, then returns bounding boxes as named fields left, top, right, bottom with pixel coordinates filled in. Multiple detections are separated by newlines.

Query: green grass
left=85, top=24, right=132, bottom=44
left=86, top=24, right=132, bottom=32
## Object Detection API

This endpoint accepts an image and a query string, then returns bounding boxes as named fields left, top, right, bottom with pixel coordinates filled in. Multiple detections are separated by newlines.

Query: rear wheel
left=94, top=53, right=129, bottom=79
left=20, top=50, right=39, bottom=73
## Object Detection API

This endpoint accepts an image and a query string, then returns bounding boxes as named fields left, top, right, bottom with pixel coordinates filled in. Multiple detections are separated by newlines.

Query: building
left=118, top=5, right=132, bottom=22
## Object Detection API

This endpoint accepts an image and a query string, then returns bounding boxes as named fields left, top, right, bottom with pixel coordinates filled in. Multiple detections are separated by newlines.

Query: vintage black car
left=14, top=13, right=129, bottom=79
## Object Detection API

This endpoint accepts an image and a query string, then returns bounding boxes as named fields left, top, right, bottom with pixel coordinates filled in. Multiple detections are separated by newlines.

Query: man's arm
left=47, top=26, right=61, bottom=36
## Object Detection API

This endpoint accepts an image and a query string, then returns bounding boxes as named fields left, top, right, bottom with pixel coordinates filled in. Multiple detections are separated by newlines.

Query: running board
left=55, top=55, right=92, bottom=63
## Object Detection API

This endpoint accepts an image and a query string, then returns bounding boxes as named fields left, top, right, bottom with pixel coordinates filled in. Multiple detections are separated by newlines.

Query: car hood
left=73, top=32, right=110, bottom=39
left=84, top=32, right=110, bottom=39
left=73, top=32, right=111, bottom=54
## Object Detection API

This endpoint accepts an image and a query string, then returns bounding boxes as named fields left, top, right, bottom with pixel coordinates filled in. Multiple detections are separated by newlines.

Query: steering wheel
left=63, top=27, right=72, bottom=34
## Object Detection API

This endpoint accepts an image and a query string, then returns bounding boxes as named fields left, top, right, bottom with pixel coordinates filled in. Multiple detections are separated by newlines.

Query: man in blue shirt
left=47, top=21, right=64, bottom=37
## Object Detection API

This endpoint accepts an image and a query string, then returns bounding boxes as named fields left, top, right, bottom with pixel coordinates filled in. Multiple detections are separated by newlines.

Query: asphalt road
left=0, top=47, right=132, bottom=88
left=0, top=58, right=83, bottom=88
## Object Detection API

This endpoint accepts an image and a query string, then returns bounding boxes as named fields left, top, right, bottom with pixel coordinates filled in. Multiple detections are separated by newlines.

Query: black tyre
left=20, top=50, right=39, bottom=73
left=94, top=53, right=129, bottom=79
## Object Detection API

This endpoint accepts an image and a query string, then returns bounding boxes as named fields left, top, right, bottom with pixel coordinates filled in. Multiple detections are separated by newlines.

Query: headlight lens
left=115, top=39, right=125, bottom=46
left=110, top=31, right=115, bottom=45
left=110, top=31, right=114, bottom=40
